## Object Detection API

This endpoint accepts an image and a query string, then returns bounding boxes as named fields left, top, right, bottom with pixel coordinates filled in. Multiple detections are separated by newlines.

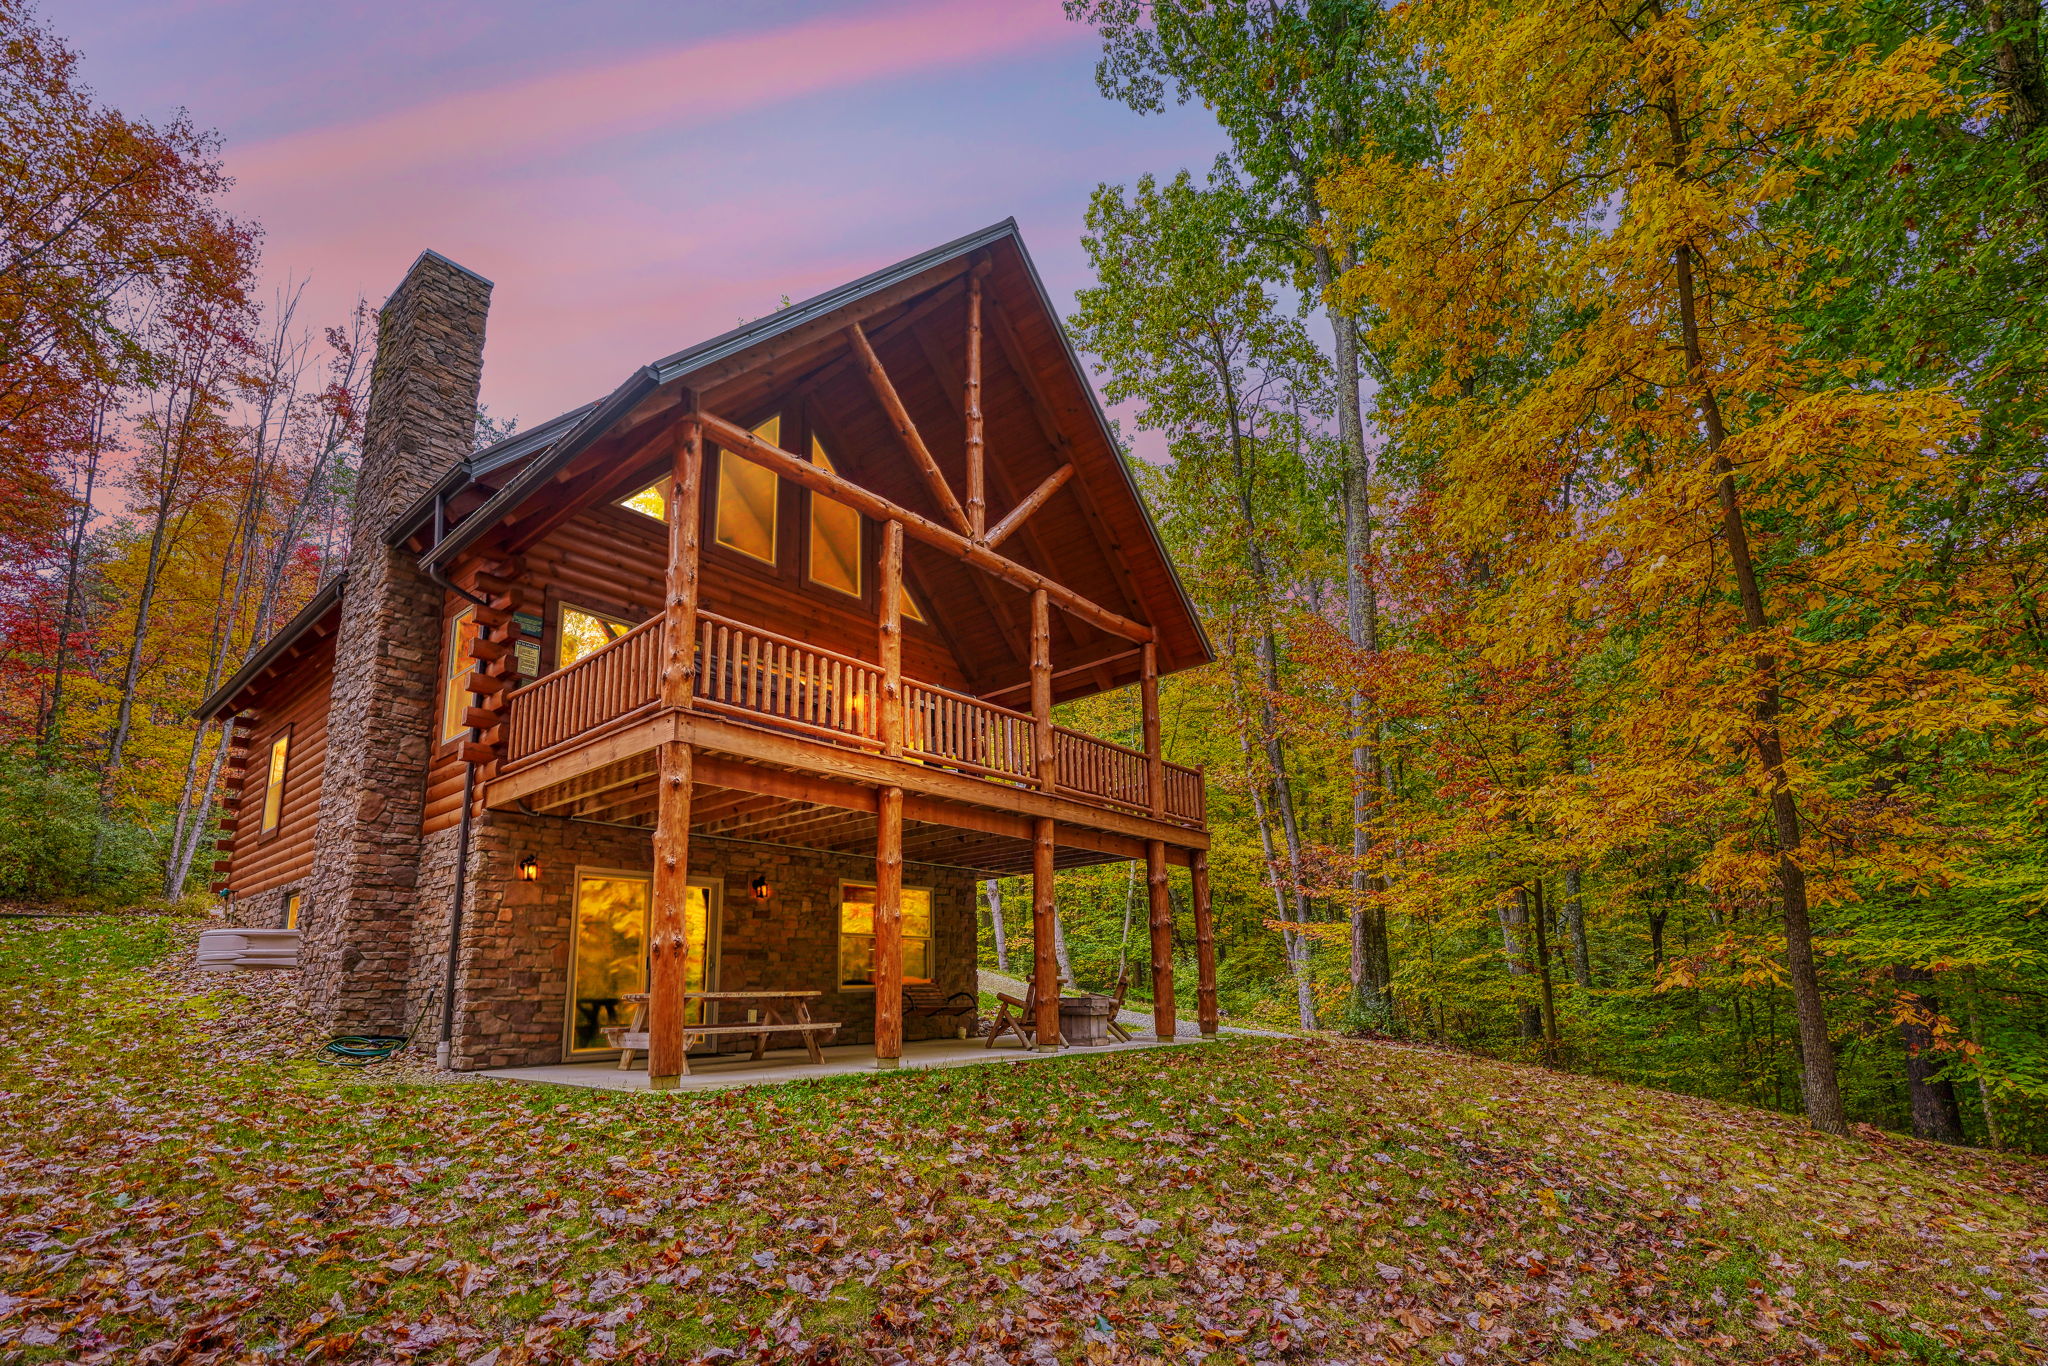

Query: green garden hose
left=320, top=992, right=434, bottom=1067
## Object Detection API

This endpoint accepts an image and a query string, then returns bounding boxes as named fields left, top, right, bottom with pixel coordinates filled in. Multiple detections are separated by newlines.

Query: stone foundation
left=224, top=883, right=302, bottom=931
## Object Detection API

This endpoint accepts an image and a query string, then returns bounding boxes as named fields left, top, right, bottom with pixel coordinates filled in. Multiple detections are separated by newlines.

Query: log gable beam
left=700, top=410, right=1154, bottom=644
left=846, top=321, right=974, bottom=537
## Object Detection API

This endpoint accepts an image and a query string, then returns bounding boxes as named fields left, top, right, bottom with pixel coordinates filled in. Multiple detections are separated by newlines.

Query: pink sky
left=59, top=0, right=1227, bottom=430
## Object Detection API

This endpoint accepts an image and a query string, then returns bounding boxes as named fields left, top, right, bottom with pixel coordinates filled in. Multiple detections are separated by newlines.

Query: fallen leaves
left=1, top=917, right=2045, bottom=1363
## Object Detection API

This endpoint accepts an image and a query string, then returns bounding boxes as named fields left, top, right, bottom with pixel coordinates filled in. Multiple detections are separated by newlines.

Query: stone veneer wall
left=440, top=810, right=979, bottom=1070
left=225, top=883, right=300, bottom=930
left=300, top=251, right=492, bottom=1034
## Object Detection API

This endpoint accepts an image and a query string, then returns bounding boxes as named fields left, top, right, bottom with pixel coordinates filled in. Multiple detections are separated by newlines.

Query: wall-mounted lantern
left=517, top=855, right=540, bottom=883
left=750, top=875, right=772, bottom=901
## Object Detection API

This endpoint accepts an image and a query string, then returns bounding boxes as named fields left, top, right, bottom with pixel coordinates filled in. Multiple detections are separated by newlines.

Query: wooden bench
left=603, top=991, right=840, bottom=1074
left=904, top=981, right=977, bottom=1037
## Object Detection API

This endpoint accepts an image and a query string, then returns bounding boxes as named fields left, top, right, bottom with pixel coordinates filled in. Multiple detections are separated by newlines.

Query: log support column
left=649, top=403, right=704, bottom=1090
left=1032, top=816, right=1061, bottom=1050
left=874, top=784, right=904, bottom=1068
left=1192, top=850, right=1218, bottom=1038
left=1147, top=839, right=1175, bottom=1042
left=661, top=407, right=703, bottom=711
left=1141, top=642, right=1164, bottom=817
left=647, top=741, right=694, bottom=1088
left=879, top=520, right=904, bottom=758
left=1031, top=590, right=1054, bottom=793
left=965, top=273, right=986, bottom=538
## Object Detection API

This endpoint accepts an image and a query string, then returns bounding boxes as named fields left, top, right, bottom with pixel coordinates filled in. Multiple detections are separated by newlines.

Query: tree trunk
left=1666, top=173, right=1847, bottom=1132
left=1500, top=890, right=1540, bottom=1040
left=1563, top=864, right=1591, bottom=988
left=1312, top=245, right=1393, bottom=1026
left=1238, top=712, right=1317, bottom=1031
left=1980, top=0, right=2048, bottom=209
left=984, top=878, right=1008, bottom=974
left=1965, top=989, right=2003, bottom=1149
left=42, top=396, right=107, bottom=766
left=1892, top=965, right=1967, bottom=1144
left=1530, top=878, right=1561, bottom=1060
left=1051, top=898, right=1075, bottom=986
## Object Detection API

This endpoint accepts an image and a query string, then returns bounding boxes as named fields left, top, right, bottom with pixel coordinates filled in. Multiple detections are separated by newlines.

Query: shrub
left=0, top=757, right=163, bottom=907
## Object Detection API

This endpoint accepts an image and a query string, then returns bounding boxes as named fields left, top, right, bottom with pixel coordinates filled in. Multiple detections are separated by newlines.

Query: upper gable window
left=807, top=436, right=861, bottom=598
left=715, top=414, right=781, bottom=564
left=619, top=481, right=668, bottom=523
left=559, top=604, right=637, bottom=669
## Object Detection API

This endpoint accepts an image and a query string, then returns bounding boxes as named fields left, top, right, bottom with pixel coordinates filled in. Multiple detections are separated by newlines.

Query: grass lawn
left=1, top=914, right=2043, bottom=1364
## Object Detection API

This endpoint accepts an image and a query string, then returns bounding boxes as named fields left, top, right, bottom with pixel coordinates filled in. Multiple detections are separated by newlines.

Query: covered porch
left=480, top=1032, right=1190, bottom=1094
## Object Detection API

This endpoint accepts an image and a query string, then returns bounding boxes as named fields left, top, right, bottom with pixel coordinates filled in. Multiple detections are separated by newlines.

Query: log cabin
left=196, top=221, right=1215, bottom=1083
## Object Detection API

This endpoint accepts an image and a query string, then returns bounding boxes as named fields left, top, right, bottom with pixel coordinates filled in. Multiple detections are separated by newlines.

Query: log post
left=1192, top=849, right=1218, bottom=1037
left=847, top=322, right=973, bottom=535
left=661, top=408, right=703, bottom=711
left=1147, top=839, right=1175, bottom=1042
left=647, top=741, right=694, bottom=1088
left=879, top=519, right=904, bottom=758
left=965, top=273, right=985, bottom=539
left=1031, top=589, right=1054, bottom=793
left=1141, top=642, right=1164, bottom=817
left=1032, top=815, right=1061, bottom=1050
left=875, top=784, right=904, bottom=1067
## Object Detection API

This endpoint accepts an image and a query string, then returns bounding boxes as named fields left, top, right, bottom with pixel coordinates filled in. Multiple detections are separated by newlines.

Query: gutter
left=429, top=489, right=493, bottom=1071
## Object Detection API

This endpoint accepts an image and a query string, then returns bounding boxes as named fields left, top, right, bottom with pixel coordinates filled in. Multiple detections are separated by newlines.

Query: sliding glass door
left=567, top=869, right=715, bottom=1054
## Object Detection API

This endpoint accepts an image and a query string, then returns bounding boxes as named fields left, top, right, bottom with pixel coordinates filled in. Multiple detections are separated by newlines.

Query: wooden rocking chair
left=1101, top=966, right=1134, bottom=1043
left=985, top=977, right=1066, bottom=1050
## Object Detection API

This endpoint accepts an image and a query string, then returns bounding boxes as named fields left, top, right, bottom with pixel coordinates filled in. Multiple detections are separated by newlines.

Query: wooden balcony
left=496, top=610, right=1205, bottom=831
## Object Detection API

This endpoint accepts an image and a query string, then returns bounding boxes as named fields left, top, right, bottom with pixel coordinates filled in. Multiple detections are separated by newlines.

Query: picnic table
left=603, top=990, right=840, bottom=1075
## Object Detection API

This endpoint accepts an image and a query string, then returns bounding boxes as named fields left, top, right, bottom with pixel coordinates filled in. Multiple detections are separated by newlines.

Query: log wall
left=224, top=630, right=336, bottom=899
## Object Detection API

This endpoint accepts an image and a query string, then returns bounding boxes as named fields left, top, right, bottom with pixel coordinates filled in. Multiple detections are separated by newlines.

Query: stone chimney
left=300, top=251, right=492, bottom=1033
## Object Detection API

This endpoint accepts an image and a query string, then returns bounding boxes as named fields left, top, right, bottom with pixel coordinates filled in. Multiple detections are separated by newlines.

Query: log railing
left=1053, top=727, right=1151, bottom=813
left=503, top=616, right=662, bottom=762
left=501, top=610, right=1206, bottom=827
left=1162, top=761, right=1205, bottom=826
left=903, top=680, right=1036, bottom=785
left=693, top=611, right=882, bottom=749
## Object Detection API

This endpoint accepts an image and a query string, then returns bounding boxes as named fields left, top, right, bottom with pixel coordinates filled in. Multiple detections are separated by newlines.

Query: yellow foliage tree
left=1326, top=0, right=2004, bottom=1133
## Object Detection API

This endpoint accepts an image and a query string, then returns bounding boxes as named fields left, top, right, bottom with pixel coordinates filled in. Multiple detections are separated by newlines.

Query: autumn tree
left=1067, top=0, right=1433, bottom=1020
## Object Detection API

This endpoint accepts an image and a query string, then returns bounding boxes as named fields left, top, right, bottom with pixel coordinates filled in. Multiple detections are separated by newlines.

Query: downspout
left=428, top=489, right=493, bottom=1070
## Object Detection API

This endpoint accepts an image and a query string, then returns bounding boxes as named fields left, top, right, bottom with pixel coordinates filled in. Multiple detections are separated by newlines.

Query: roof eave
left=994, top=233, right=1217, bottom=670
left=191, top=573, right=347, bottom=721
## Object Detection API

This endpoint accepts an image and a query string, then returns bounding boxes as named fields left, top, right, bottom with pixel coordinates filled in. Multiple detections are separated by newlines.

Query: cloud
left=230, top=0, right=1081, bottom=190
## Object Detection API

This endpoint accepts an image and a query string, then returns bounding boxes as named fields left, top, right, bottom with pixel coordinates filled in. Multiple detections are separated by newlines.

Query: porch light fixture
left=517, top=855, right=540, bottom=883
left=750, top=875, right=771, bottom=901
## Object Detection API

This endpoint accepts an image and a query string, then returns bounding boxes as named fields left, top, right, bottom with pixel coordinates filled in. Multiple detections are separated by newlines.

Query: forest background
left=4, top=0, right=2043, bottom=1151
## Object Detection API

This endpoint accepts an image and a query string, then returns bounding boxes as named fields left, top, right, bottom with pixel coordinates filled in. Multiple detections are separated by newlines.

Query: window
left=440, top=607, right=477, bottom=742
left=715, top=414, right=781, bottom=564
left=619, top=481, right=668, bottom=523
left=557, top=604, right=637, bottom=669
left=568, top=871, right=717, bottom=1052
left=260, top=732, right=290, bottom=834
left=807, top=436, right=862, bottom=597
left=838, top=882, right=933, bottom=988
left=902, top=585, right=926, bottom=624
left=283, top=891, right=301, bottom=930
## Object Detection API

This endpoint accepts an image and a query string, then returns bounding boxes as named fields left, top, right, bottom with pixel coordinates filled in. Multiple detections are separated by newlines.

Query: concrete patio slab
left=479, top=1034, right=1191, bottom=1094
